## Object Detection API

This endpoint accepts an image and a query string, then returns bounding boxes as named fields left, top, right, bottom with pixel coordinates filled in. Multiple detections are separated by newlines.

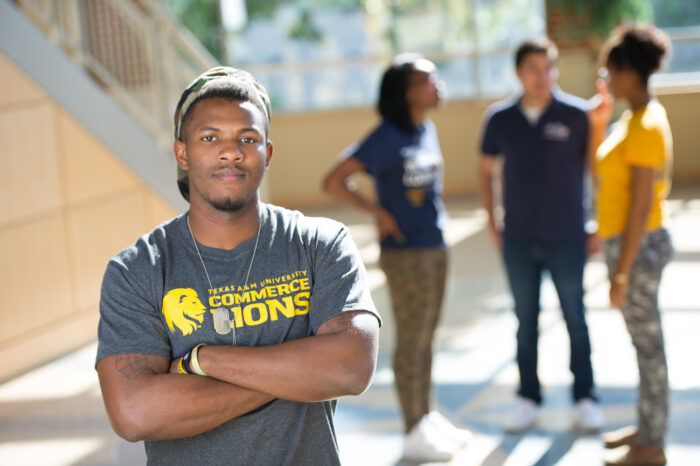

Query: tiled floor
left=1, top=188, right=699, bottom=465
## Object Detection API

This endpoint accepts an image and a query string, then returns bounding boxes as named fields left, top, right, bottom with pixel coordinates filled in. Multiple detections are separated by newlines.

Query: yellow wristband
left=190, top=344, right=208, bottom=376
left=613, top=273, right=628, bottom=285
left=177, top=357, right=188, bottom=375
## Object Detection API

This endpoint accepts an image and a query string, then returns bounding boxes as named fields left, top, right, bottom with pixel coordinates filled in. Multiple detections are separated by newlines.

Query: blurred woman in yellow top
left=589, top=24, right=673, bottom=466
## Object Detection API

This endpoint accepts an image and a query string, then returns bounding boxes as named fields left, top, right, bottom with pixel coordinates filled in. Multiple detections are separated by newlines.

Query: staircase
left=1, top=0, right=218, bottom=208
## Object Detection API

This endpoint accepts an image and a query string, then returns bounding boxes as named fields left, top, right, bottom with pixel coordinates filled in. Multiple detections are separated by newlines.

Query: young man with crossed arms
left=96, top=67, right=381, bottom=465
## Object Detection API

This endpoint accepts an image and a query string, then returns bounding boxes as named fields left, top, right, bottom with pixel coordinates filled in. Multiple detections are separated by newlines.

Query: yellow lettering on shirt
left=193, top=270, right=314, bottom=332
left=244, top=303, right=268, bottom=326
left=267, top=296, right=296, bottom=320
left=294, top=292, right=310, bottom=315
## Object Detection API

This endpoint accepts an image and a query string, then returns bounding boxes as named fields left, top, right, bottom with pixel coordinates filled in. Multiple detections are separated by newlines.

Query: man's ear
left=515, top=66, right=524, bottom=81
left=550, top=66, right=560, bottom=81
left=174, top=139, right=188, bottom=170
left=265, top=140, right=274, bottom=169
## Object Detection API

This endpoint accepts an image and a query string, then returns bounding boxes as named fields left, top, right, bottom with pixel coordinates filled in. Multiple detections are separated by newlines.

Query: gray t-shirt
left=96, top=203, right=379, bottom=465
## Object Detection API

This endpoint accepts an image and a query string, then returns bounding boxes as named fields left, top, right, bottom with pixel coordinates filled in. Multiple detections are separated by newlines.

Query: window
left=649, top=0, right=700, bottom=82
left=221, top=0, right=545, bottom=111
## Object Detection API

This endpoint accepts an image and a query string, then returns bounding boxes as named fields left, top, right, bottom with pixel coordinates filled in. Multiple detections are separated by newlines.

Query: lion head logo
left=162, top=288, right=206, bottom=335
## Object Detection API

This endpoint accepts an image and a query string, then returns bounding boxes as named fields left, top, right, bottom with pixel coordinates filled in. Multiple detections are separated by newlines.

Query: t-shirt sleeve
left=96, top=252, right=171, bottom=365
left=626, top=123, right=665, bottom=168
left=480, top=111, right=500, bottom=156
left=308, top=221, right=380, bottom=333
left=347, top=127, right=388, bottom=177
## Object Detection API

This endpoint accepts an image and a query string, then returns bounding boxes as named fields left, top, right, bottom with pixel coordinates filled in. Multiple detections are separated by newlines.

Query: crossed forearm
left=97, top=354, right=274, bottom=442
left=196, top=329, right=376, bottom=401
left=99, top=313, right=377, bottom=441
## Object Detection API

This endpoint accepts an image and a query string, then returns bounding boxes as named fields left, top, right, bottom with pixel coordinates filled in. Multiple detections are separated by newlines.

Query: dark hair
left=377, top=54, right=433, bottom=134
left=601, top=23, right=671, bottom=86
left=177, top=84, right=270, bottom=142
left=515, top=37, right=558, bottom=68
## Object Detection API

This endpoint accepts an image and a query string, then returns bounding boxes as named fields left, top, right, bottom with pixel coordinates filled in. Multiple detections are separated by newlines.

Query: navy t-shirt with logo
left=480, top=89, right=590, bottom=241
left=348, top=119, right=448, bottom=249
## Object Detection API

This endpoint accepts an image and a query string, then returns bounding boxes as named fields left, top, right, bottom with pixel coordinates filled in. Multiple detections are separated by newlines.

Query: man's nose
left=218, top=139, right=243, bottom=161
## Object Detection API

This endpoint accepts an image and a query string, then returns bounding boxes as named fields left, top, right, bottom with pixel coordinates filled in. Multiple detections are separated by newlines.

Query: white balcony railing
left=14, top=0, right=217, bottom=148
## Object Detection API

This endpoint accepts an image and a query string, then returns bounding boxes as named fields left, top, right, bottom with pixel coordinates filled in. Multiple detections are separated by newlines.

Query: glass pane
left=667, top=37, right=700, bottom=73
left=255, top=63, right=383, bottom=111
left=439, top=57, right=477, bottom=100
left=392, top=0, right=474, bottom=54
left=649, top=0, right=700, bottom=77
left=228, top=7, right=383, bottom=66
left=478, top=52, right=518, bottom=97
left=474, top=0, right=546, bottom=50
left=219, top=0, right=544, bottom=110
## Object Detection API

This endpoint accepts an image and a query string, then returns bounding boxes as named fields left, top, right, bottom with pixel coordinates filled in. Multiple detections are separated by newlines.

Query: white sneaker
left=504, top=398, right=539, bottom=433
left=576, top=398, right=605, bottom=432
left=402, top=415, right=458, bottom=463
left=427, top=411, right=472, bottom=447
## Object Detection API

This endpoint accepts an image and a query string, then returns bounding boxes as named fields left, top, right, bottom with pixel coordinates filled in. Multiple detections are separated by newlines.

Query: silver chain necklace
left=186, top=213, right=262, bottom=346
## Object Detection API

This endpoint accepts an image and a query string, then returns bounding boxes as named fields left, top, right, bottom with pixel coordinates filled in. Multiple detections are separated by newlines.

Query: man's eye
left=202, top=135, right=216, bottom=142
left=241, top=137, right=257, bottom=144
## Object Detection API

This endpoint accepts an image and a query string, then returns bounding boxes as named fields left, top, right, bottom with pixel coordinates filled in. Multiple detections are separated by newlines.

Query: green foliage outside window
left=162, top=0, right=223, bottom=60
left=548, top=0, right=652, bottom=36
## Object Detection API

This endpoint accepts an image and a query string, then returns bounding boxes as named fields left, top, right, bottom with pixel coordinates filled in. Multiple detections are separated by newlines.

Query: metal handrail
left=14, top=0, right=218, bottom=148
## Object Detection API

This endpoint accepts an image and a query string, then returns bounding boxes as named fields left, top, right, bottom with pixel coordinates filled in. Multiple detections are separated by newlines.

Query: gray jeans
left=604, top=228, right=673, bottom=447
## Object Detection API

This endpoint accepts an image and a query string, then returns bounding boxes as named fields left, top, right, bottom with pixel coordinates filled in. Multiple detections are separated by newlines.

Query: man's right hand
left=97, top=353, right=273, bottom=442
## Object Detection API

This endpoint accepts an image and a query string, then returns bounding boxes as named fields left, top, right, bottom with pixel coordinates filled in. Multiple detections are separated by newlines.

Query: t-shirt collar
left=517, top=84, right=562, bottom=108
left=517, top=85, right=563, bottom=124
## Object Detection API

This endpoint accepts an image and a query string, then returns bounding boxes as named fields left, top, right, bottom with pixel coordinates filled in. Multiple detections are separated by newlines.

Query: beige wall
left=0, top=52, right=177, bottom=381
left=267, top=98, right=494, bottom=208
left=267, top=66, right=700, bottom=209
left=657, top=90, right=700, bottom=183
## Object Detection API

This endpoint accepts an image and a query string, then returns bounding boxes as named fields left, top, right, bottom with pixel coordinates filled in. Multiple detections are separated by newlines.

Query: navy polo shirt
left=480, top=89, right=589, bottom=241
left=348, top=119, right=447, bottom=249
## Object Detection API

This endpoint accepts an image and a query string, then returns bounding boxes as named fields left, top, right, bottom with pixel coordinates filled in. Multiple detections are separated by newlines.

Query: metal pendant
left=212, top=307, right=232, bottom=335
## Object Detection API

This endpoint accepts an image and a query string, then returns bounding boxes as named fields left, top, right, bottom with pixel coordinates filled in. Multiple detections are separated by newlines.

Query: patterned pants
left=604, top=229, right=673, bottom=448
left=380, top=247, right=448, bottom=433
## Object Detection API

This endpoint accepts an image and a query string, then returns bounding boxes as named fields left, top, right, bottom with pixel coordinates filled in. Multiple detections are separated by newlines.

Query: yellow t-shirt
left=596, top=100, right=673, bottom=239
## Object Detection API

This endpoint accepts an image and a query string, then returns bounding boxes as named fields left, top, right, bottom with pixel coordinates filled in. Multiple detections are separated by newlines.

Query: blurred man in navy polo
left=478, top=37, right=605, bottom=433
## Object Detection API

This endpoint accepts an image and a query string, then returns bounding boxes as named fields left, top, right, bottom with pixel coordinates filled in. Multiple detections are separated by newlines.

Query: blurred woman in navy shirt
left=323, top=54, right=468, bottom=463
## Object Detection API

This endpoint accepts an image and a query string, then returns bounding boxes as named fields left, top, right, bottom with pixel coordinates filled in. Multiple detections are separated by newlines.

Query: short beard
left=210, top=197, right=248, bottom=212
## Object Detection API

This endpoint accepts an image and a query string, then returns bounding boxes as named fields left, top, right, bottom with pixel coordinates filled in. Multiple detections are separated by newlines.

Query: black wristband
left=181, top=349, right=195, bottom=374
